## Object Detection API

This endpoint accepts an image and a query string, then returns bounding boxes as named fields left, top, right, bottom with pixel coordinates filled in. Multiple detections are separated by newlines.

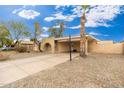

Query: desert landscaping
left=3, top=53, right=124, bottom=88
left=0, top=5, right=124, bottom=88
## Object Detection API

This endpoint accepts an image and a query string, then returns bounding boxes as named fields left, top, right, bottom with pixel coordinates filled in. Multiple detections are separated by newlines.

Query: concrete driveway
left=0, top=53, right=78, bottom=87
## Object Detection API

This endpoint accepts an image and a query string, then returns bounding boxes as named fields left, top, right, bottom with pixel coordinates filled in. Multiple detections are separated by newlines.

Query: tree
left=9, top=21, right=30, bottom=47
left=48, top=21, right=64, bottom=38
left=48, top=27, right=57, bottom=37
left=34, top=22, right=42, bottom=52
left=80, top=5, right=90, bottom=57
left=3, top=38, right=13, bottom=47
left=0, top=24, right=11, bottom=47
left=58, top=22, right=64, bottom=37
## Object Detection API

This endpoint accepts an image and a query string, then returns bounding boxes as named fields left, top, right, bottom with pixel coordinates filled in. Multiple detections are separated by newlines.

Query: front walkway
left=0, top=53, right=78, bottom=87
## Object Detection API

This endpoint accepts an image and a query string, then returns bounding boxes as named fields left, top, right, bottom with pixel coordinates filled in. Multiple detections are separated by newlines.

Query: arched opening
left=44, top=43, right=52, bottom=53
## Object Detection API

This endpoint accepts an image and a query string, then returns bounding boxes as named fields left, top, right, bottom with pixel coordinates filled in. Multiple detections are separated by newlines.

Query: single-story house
left=20, top=41, right=39, bottom=52
left=40, top=35, right=124, bottom=54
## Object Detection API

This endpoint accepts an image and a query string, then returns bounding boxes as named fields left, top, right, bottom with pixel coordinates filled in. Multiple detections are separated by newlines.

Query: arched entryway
left=44, top=43, right=52, bottom=53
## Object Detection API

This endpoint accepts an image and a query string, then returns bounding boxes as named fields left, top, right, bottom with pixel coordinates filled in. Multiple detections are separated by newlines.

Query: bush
left=0, top=45, right=2, bottom=48
left=16, top=46, right=27, bottom=53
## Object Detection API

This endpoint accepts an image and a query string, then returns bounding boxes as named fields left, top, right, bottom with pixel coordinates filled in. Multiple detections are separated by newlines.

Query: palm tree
left=34, top=22, right=41, bottom=43
left=34, top=22, right=42, bottom=52
left=48, top=21, right=64, bottom=38
left=59, top=22, right=64, bottom=37
left=48, top=27, right=57, bottom=37
left=80, top=5, right=89, bottom=57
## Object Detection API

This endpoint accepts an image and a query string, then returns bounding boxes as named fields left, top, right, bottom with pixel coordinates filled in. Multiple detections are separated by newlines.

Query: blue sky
left=0, top=5, right=124, bottom=42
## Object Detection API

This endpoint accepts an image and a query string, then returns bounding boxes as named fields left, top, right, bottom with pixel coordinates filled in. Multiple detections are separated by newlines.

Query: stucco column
left=85, top=38, right=88, bottom=55
left=52, top=46, right=55, bottom=53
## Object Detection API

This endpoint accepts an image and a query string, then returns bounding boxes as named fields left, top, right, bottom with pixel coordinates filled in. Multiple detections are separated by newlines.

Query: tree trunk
left=1, top=40, right=4, bottom=47
left=38, top=42, right=42, bottom=52
left=13, top=40, right=18, bottom=47
left=80, top=13, right=86, bottom=57
left=34, top=40, right=42, bottom=52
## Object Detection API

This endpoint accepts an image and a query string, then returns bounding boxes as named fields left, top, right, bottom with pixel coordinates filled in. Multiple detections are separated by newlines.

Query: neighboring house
left=40, top=35, right=124, bottom=54
left=20, top=41, right=39, bottom=52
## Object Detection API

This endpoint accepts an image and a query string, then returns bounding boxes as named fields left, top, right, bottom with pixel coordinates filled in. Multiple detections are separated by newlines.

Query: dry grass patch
left=0, top=53, right=10, bottom=61
left=0, top=51, right=45, bottom=61
left=3, top=54, right=124, bottom=88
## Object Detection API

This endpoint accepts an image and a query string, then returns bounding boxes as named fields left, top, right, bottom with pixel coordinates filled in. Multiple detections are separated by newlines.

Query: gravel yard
left=4, top=54, right=124, bottom=88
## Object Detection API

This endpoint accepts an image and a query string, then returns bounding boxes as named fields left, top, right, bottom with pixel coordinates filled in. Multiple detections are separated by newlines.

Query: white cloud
left=12, top=6, right=26, bottom=14
left=53, top=5, right=123, bottom=27
left=42, top=27, right=49, bottom=31
left=53, top=12, right=66, bottom=20
left=37, top=34, right=49, bottom=40
left=55, top=5, right=60, bottom=9
left=18, top=9, right=40, bottom=20
left=71, top=6, right=83, bottom=17
left=55, top=5, right=63, bottom=10
left=65, top=15, right=77, bottom=21
left=44, top=17, right=54, bottom=22
left=86, top=6, right=122, bottom=27
left=72, top=5, right=122, bottom=27
left=44, top=12, right=76, bottom=22
left=12, top=8, right=22, bottom=14
left=88, top=32, right=101, bottom=36
left=12, top=6, right=40, bottom=20
left=42, top=25, right=66, bottom=32
left=68, top=25, right=81, bottom=29
left=55, top=5, right=71, bottom=10
left=40, top=34, right=49, bottom=37
left=53, top=25, right=60, bottom=28
left=88, top=32, right=109, bottom=36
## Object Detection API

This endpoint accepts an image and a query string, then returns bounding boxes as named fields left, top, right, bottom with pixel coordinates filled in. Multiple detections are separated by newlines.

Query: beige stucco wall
left=88, top=40, right=124, bottom=54
left=57, top=42, right=69, bottom=52
left=41, top=37, right=124, bottom=54
left=40, top=37, right=55, bottom=53
left=33, top=44, right=39, bottom=51
left=72, top=41, right=80, bottom=52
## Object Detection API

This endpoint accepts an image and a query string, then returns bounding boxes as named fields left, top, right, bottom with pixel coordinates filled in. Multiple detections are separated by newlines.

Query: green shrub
left=16, top=46, right=27, bottom=53
left=0, top=45, right=2, bottom=48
